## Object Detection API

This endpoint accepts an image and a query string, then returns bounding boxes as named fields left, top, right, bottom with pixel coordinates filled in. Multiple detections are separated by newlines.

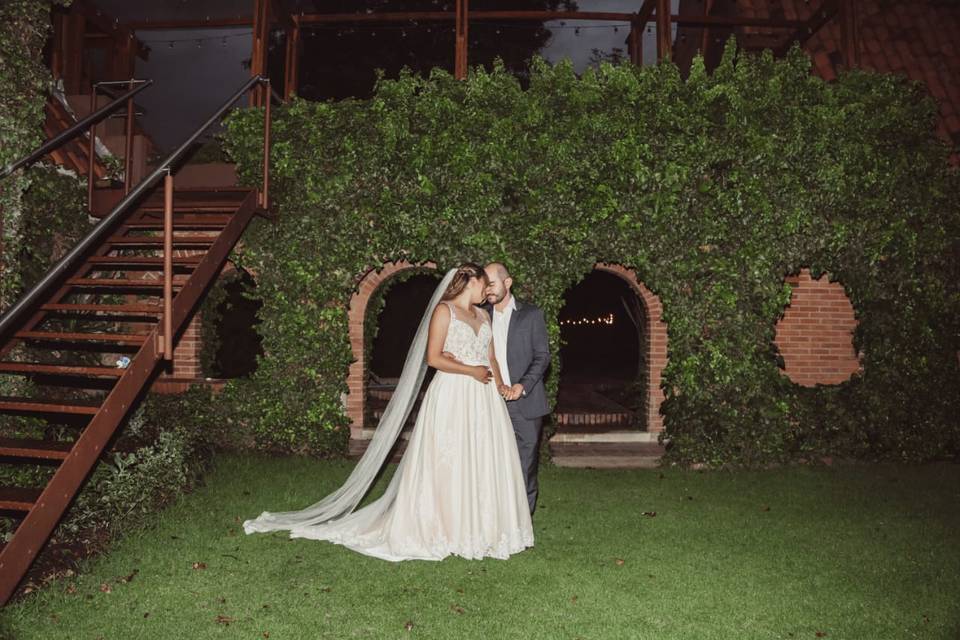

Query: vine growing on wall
left=222, top=42, right=960, bottom=466
left=0, top=0, right=73, bottom=308
left=0, top=0, right=91, bottom=400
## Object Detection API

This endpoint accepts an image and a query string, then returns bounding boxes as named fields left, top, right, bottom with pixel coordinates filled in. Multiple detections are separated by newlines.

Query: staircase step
left=137, top=205, right=239, bottom=213
left=0, top=363, right=124, bottom=378
left=0, top=396, right=100, bottom=416
left=41, top=303, right=162, bottom=314
left=550, top=455, right=662, bottom=469
left=0, top=438, right=73, bottom=461
left=65, top=278, right=184, bottom=289
left=15, top=331, right=146, bottom=345
left=123, top=222, right=226, bottom=230
left=86, top=256, right=202, bottom=266
left=130, top=214, right=234, bottom=227
left=0, top=487, right=43, bottom=512
left=108, top=235, right=216, bottom=246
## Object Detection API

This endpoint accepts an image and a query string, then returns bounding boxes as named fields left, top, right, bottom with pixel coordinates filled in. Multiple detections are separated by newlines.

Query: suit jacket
left=484, top=298, right=551, bottom=419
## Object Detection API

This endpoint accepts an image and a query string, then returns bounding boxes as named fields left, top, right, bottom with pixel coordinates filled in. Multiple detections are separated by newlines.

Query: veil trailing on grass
left=242, top=267, right=456, bottom=535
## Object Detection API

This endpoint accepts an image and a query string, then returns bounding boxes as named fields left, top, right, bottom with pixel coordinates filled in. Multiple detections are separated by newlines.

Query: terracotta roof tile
left=727, top=0, right=960, bottom=157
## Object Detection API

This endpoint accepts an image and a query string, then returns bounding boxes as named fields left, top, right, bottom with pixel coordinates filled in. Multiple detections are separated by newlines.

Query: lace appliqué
left=442, top=305, right=491, bottom=367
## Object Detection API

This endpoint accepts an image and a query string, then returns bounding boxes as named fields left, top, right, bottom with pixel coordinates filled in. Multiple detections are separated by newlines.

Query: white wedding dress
left=275, top=301, right=534, bottom=561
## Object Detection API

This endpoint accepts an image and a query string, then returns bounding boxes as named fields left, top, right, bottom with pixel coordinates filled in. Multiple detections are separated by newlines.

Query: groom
left=483, top=262, right=551, bottom=516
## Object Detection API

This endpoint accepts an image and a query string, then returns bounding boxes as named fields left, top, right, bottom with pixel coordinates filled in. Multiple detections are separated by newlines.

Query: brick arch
left=345, top=261, right=437, bottom=440
left=592, top=263, right=667, bottom=433
left=345, top=261, right=669, bottom=440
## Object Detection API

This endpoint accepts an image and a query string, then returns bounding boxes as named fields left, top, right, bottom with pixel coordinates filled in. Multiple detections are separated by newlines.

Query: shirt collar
left=495, top=294, right=517, bottom=315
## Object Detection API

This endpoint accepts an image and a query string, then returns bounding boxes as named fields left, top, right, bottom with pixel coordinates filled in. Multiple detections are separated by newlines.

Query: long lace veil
left=243, top=267, right=456, bottom=534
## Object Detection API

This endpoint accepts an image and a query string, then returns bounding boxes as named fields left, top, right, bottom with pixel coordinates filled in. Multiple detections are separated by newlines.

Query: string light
left=142, top=30, right=254, bottom=47
left=560, top=313, right=616, bottom=327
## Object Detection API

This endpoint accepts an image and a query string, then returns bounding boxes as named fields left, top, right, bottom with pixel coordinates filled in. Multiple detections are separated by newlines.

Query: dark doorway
left=556, top=270, right=647, bottom=430
left=203, top=269, right=262, bottom=379
left=366, top=271, right=442, bottom=429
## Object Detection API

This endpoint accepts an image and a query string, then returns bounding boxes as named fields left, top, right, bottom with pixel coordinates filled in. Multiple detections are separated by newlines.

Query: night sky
left=89, top=0, right=678, bottom=150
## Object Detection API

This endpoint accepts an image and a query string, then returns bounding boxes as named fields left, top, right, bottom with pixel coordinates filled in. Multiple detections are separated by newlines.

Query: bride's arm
left=488, top=340, right=506, bottom=389
left=426, top=305, right=492, bottom=383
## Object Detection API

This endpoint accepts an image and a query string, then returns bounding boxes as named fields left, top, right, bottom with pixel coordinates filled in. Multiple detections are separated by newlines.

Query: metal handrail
left=0, top=79, right=152, bottom=180
left=0, top=75, right=275, bottom=345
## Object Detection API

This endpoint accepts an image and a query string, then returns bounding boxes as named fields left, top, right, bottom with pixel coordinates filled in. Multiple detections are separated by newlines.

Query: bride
left=243, top=263, right=535, bottom=561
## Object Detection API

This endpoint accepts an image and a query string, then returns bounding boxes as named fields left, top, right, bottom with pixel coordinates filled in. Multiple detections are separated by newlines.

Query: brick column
left=594, top=263, right=668, bottom=433
left=346, top=261, right=436, bottom=440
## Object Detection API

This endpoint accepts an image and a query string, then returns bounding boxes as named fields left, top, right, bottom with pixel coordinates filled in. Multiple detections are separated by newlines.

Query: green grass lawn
left=2, top=453, right=958, bottom=639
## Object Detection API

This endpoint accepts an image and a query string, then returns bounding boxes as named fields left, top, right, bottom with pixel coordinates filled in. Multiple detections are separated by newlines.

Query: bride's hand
left=470, top=366, right=492, bottom=384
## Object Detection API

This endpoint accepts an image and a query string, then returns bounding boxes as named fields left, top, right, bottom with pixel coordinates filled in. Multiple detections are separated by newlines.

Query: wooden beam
left=284, top=24, right=300, bottom=99
left=296, top=10, right=804, bottom=28
left=50, top=11, right=66, bottom=82
left=774, top=0, right=839, bottom=57
left=455, top=0, right=469, bottom=79
left=839, top=0, right=860, bottom=68
left=638, top=0, right=657, bottom=30
left=112, top=34, right=136, bottom=81
left=656, top=0, right=672, bottom=62
left=628, top=21, right=641, bottom=65
left=63, top=12, right=86, bottom=94
left=128, top=10, right=806, bottom=31
left=72, top=0, right=148, bottom=60
left=269, top=0, right=297, bottom=32
left=251, top=0, right=270, bottom=106
left=629, top=0, right=657, bottom=66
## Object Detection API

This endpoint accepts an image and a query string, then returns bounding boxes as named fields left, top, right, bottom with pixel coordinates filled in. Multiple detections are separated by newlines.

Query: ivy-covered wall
left=222, top=44, right=960, bottom=466
left=0, top=0, right=72, bottom=308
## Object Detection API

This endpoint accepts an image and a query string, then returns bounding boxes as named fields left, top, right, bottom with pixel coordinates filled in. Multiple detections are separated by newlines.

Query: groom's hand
left=506, top=383, right=524, bottom=401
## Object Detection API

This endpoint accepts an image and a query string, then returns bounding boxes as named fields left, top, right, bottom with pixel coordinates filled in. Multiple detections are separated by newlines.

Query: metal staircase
left=0, top=75, right=274, bottom=605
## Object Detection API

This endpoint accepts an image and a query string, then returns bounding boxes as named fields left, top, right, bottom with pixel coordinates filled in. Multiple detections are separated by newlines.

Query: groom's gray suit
left=485, top=298, right=551, bottom=515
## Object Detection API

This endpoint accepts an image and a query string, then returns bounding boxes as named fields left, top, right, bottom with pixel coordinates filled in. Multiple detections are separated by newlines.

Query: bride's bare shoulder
left=431, top=302, right=452, bottom=322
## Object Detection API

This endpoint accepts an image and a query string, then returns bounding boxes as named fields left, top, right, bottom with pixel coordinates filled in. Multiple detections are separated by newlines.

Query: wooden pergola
left=123, top=0, right=859, bottom=102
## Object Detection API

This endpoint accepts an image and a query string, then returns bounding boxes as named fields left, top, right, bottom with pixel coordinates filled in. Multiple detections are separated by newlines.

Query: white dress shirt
left=491, top=295, right=517, bottom=386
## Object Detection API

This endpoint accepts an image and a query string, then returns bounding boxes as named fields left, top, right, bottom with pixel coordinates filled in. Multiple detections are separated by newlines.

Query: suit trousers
left=506, top=402, right=543, bottom=515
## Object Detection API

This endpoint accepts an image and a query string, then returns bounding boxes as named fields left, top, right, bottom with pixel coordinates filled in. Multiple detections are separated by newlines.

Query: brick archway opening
left=548, top=263, right=667, bottom=467
left=581, top=264, right=666, bottom=434
left=345, top=261, right=668, bottom=459
left=346, top=261, right=437, bottom=446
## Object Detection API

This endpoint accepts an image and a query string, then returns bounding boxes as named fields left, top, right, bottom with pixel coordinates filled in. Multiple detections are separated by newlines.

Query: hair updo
left=441, top=263, right=488, bottom=301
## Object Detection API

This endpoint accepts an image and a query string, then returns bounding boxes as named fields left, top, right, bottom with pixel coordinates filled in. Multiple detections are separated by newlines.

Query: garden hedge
left=222, top=42, right=960, bottom=466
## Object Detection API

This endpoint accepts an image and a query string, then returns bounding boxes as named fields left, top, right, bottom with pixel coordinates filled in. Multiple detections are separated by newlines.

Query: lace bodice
left=441, top=302, right=491, bottom=366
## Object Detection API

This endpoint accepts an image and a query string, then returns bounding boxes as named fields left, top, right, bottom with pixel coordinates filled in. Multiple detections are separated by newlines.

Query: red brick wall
left=142, top=248, right=210, bottom=394
left=774, top=268, right=861, bottom=386
left=169, top=311, right=202, bottom=377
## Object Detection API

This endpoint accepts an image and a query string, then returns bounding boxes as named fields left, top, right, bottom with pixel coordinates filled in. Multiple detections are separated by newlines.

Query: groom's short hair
left=486, top=262, right=510, bottom=281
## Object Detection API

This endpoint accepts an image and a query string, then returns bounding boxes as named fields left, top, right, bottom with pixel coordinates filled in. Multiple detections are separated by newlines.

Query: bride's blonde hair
left=441, top=263, right=487, bottom=301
